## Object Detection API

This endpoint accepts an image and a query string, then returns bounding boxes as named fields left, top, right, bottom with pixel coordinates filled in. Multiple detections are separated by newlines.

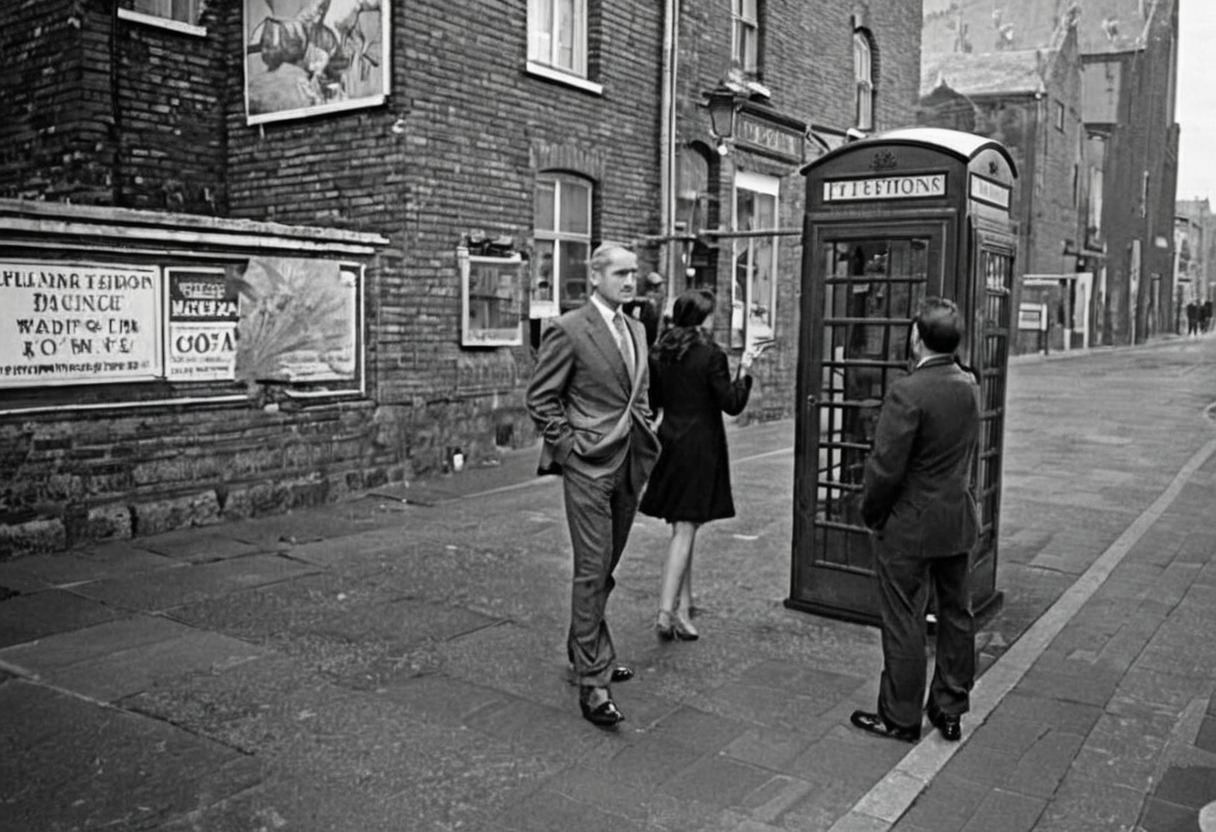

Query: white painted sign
left=823, top=174, right=946, bottom=202
left=0, top=262, right=162, bottom=387
left=969, top=174, right=1012, bottom=210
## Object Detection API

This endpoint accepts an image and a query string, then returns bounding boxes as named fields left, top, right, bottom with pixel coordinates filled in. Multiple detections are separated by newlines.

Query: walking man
left=850, top=297, right=981, bottom=743
left=526, top=243, right=661, bottom=728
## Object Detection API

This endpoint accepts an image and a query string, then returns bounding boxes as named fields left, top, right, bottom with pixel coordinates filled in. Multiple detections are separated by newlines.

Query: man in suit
left=850, top=297, right=981, bottom=743
left=526, top=243, right=661, bottom=728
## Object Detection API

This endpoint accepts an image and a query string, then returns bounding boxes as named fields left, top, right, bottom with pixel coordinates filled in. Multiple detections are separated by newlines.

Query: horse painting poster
left=244, top=0, right=389, bottom=124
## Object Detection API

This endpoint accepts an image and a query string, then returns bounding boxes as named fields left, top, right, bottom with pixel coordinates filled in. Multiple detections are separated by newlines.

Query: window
left=136, top=0, right=200, bottom=23
left=121, top=0, right=205, bottom=34
left=732, top=172, right=779, bottom=350
left=533, top=174, right=593, bottom=317
left=1055, top=100, right=1065, bottom=131
left=854, top=31, right=874, bottom=131
left=528, top=0, right=588, bottom=78
left=732, top=0, right=759, bottom=74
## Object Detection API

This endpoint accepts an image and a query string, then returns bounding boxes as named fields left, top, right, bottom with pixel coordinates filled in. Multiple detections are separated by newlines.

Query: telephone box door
left=789, top=219, right=951, bottom=624
left=966, top=224, right=1016, bottom=615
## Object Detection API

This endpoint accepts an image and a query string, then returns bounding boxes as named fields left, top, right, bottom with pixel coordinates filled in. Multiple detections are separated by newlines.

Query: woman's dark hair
left=654, top=289, right=716, bottom=364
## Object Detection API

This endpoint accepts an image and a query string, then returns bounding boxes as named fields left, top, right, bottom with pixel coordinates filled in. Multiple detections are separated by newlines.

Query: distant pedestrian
left=526, top=243, right=662, bottom=729
left=1186, top=301, right=1199, bottom=337
left=626, top=271, right=667, bottom=347
left=639, top=289, right=762, bottom=641
left=1203, top=300, right=1213, bottom=333
left=850, top=297, right=981, bottom=743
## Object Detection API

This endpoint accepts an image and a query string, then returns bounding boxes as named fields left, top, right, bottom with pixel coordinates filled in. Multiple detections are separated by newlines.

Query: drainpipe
left=659, top=0, right=679, bottom=290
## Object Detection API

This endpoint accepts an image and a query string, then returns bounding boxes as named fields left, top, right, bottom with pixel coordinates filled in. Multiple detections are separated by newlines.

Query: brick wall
left=0, top=0, right=104, bottom=202
left=221, top=0, right=664, bottom=473
left=673, top=0, right=924, bottom=423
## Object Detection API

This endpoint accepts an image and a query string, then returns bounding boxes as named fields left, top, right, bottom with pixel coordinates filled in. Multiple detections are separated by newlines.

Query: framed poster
left=244, top=0, right=390, bottom=125
left=460, top=250, right=524, bottom=347
left=165, top=268, right=241, bottom=381
left=0, top=262, right=163, bottom=387
left=232, top=257, right=361, bottom=384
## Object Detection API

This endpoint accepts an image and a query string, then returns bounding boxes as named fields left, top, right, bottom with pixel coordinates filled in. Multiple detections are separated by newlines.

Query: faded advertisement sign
left=244, top=0, right=390, bottom=125
left=166, top=269, right=240, bottom=381
left=233, top=258, right=359, bottom=383
left=0, top=262, right=162, bottom=387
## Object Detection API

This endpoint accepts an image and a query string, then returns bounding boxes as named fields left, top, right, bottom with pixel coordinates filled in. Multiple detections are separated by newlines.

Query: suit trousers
left=875, top=547, right=975, bottom=732
left=562, top=452, right=639, bottom=688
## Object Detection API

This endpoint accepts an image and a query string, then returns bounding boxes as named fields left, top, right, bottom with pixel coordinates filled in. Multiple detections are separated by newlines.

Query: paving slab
left=15, top=544, right=184, bottom=585
left=0, top=680, right=262, bottom=832
left=126, top=528, right=264, bottom=562
left=70, top=553, right=322, bottom=612
left=0, top=588, right=127, bottom=648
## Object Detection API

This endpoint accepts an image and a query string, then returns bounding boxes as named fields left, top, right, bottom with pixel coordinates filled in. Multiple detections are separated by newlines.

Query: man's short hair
left=915, top=297, right=964, bottom=354
left=589, top=242, right=631, bottom=273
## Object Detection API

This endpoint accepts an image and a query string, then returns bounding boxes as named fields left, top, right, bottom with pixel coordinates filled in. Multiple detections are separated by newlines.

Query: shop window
left=528, top=0, right=593, bottom=88
left=533, top=174, right=593, bottom=317
left=854, top=30, right=874, bottom=131
left=732, top=172, right=779, bottom=351
left=732, top=0, right=759, bottom=75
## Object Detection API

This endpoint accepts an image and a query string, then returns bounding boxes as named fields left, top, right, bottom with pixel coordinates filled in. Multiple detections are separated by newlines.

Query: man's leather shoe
left=610, top=665, right=634, bottom=683
left=926, top=707, right=961, bottom=741
left=566, top=665, right=634, bottom=685
left=579, top=687, right=624, bottom=728
left=850, top=710, right=920, bottom=743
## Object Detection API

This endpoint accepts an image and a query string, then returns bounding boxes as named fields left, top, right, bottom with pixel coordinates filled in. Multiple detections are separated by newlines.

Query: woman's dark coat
left=639, top=339, right=752, bottom=523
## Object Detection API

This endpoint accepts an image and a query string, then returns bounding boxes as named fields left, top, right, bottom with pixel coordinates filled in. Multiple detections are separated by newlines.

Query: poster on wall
left=232, top=257, right=360, bottom=384
left=0, top=262, right=162, bottom=388
left=166, top=269, right=241, bottom=382
left=244, top=0, right=390, bottom=125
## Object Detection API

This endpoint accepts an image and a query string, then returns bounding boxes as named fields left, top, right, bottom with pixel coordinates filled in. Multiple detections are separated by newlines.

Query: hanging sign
left=0, top=261, right=162, bottom=387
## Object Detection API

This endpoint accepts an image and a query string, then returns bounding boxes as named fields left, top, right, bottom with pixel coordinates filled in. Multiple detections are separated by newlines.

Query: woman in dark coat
left=640, top=289, right=759, bottom=640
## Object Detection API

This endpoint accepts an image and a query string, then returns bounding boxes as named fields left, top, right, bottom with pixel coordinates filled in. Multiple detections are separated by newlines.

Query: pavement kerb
left=830, top=434, right=1216, bottom=832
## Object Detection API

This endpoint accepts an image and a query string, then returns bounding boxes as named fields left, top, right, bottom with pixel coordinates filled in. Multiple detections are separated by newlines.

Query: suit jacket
left=860, top=354, right=980, bottom=558
left=526, top=300, right=661, bottom=493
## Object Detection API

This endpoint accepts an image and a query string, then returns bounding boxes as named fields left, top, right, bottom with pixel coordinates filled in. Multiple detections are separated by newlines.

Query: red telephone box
left=788, top=127, right=1018, bottom=626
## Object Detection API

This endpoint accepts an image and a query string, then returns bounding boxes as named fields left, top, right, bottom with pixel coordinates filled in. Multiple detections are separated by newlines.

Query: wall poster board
left=0, top=262, right=163, bottom=387
left=1, top=258, right=364, bottom=396
left=244, top=0, right=391, bottom=125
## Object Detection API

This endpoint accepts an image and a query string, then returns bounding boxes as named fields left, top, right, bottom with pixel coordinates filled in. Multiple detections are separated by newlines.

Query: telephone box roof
left=802, top=127, right=1018, bottom=179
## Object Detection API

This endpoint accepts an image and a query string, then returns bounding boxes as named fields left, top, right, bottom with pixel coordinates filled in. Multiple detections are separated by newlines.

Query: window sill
left=117, top=8, right=207, bottom=37
left=526, top=62, right=603, bottom=96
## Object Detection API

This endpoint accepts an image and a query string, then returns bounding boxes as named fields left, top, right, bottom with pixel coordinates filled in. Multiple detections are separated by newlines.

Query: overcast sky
left=1176, top=2, right=1216, bottom=201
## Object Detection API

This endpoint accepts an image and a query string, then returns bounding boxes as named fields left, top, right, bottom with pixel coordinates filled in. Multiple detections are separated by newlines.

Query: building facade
left=0, top=0, right=924, bottom=555
left=919, top=24, right=1090, bottom=353
left=922, top=0, right=1180, bottom=347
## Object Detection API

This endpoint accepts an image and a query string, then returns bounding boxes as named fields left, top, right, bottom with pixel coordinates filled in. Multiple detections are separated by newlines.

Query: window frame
left=731, top=0, right=760, bottom=75
left=854, top=31, right=874, bottom=131
left=731, top=171, right=780, bottom=351
left=119, top=0, right=206, bottom=37
left=527, top=0, right=599, bottom=92
left=533, top=173, right=594, bottom=318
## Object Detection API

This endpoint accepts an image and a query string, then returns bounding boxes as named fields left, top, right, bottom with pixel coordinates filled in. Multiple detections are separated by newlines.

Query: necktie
left=612, top=312, right=635, bottom=379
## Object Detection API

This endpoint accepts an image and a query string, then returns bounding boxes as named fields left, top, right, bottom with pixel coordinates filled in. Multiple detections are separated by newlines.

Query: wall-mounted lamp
left=703, top=83, right=742, bottom=155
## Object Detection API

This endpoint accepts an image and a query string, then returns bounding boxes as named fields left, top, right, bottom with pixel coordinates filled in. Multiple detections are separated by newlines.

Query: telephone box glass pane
left=815, top=236, right=929, bottom=563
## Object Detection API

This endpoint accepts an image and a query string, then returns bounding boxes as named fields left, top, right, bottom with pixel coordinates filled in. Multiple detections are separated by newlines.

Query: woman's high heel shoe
left=673, top=610, right=699, bottom=641
left=656, top=610, right=675, bottom=641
